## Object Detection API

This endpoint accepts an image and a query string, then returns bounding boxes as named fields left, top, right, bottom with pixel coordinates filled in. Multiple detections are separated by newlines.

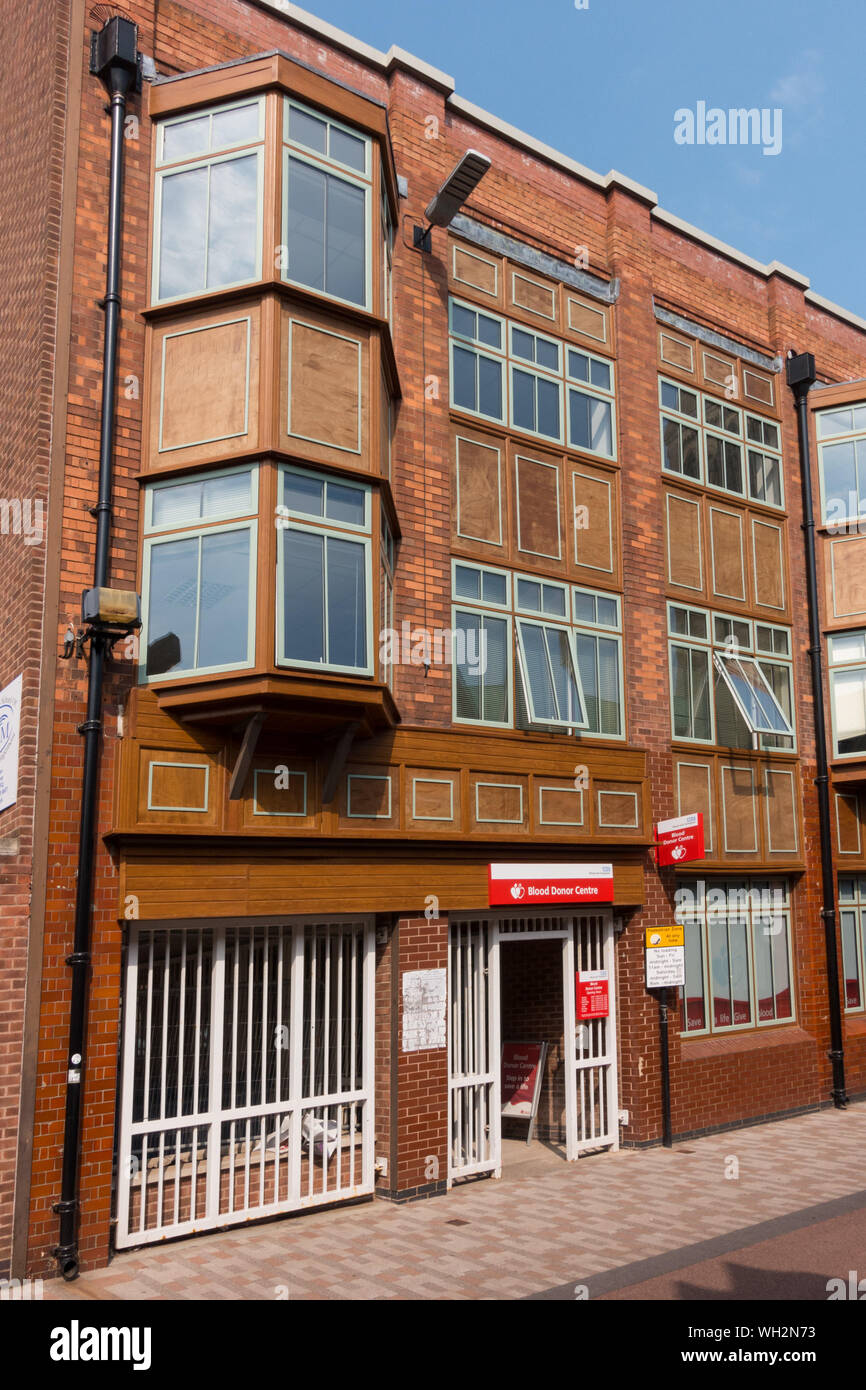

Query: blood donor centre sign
left=655, top=812, right=704, bottom=866
left=576, top=969, right=609, bottom=1020
left=501, top=1042, right=546, bottom=1119
left=488, top=862, right=614, bottom=907
left=646, top=925, right=686, bottom=989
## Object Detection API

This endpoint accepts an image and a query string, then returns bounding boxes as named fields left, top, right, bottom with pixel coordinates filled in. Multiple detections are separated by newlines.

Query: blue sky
left=299, top=0, right=865, bottom=317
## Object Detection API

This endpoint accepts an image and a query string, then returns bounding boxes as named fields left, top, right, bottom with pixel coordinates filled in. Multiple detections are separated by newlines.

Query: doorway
left=447, top=911, right=619, bottom=1185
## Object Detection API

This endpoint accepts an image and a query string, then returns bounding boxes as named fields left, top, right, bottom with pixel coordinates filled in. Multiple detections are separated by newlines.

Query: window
left=668, top=604, right=794, bottom=748
left=276, top=466, right=372, bottom=674
left=659, top=378, right=784, bottom=507
left=839, top=877, right=866, bottom=1012
left=678, top=879, right=794, bottom=1035
left=282, top=99, right=371, bottom=309
left=449, top=298, right=616, bottom=458
left=141, top=466, right=258, bottom=679
left=451, top=563, right=623, bottom=736
left=828, top=631, right=866, bottom=757
left=154, top=98, right=264, bottom=303
left=380, top=507, right=396, bottom=687
left=817, top=402, right=866, bottom=524
left=381, top=185, right=394, bottom=325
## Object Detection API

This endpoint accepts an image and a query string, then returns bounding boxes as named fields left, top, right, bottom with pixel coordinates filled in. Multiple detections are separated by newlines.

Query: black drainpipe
left=786, top=350, right=848, bottom=1109
left=53, top=16, right=140, bottom=1281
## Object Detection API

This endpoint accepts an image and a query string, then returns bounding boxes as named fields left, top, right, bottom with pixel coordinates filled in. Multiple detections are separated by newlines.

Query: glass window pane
left=690, top=648, right=712, bottom=739
left=283, top=529, right=325, bottom=663
left=596, top=636, right=621, bottom=734
left=520, top=623, right=557, bottom=721
left=284, top=472, right=324, bottom=517
left=289, top=105, right=327, bottom=154
left=517, top=578, right=542, bottom=612
left=821, top=440, right=857, bottom=518
left=840, top=909, right=863, bottom=1009
left=151, top=479, right=205, bottom=529
left=830, top=631, right=866, bottom=663
left=569, top=351, right=589, bottom=382
left=286, top=158, right=326, bottom=293
left=590, top=358, right=611, bottom=391
left=477, top=314, right=501, bottom=349
left=597, top=595, right=618, bottom=627
left=211, top=103, right=260, bottom=151
left=207, top=155, right=258, bottom=288
left=159, top=166, right=208, bottom=300
left=833, top=667, right=866, bottom=754
left=325, top=175, right=366, bottom=305
left=683, top=921, right=706, bottom=1031
left=482, top=615, right=509, bottom=722
left=201, top=470, right=253, bottom=519
left=729, top=919, right=752, bottom=1026
left=478, top=356, right=502, bottom=418
left=326, top=536, right=367, bottom=668
left=536, top=377, right=560, bottom=438
left=452, top=345, right=478, bottom=412
left=571, top=390, right=592, bottom=451
left=512, top=328, right=534, bottom=362
left=573, top=590, right=596, bottom=624
left=725, top=441, right=743, bottom=493
left=537, top=339, right=559, bottom=372
left=197, top=529, right=250, bottom=669
left=660, top=381, right=678, bottom=411
left=589, top=396, right=612, bottom=455
left=163, top=114, right=210, bottom=163
left=546, top=626, right=582, bottom=723
left=329, top=125, right=366, bottom=172
left=706, top=435, right=724, bottom=488
left=326, top=481, right=366, bottom=527
left=709, top=919, right=732, bottom=1028
left=542, top=584, right=567, bottom=617
left=454, top=565, right=481, bottom=600
left=753, top=920, right=774, bottom=1022
left=482, top=571, right=507, bottom=606
left=451, top=304, right=476, bottom=340
left=146, top=536, right=199, bottom=675
left=512, top=369, right=536, bottom=432
left=454, top=610, right=481, bottom=719
left=680, top=389, right=698, bottom=418
left=771, top=923, right=792, bottom=1019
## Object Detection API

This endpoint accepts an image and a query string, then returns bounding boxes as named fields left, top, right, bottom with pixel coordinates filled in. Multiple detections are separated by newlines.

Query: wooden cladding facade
left=673, top=750, right=803, bottom=866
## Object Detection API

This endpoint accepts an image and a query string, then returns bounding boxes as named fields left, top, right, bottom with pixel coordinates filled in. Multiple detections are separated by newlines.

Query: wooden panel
left=721, top=763, right=758, bottom=854
left=515, top=453, right=561, bottom=559
left=572, top=466, right=614, bottom=574
left=566, top=295, right=608, bottom=344
left=594, top=782, right=641, bottom=831
left=407, top=770, right=459, bottom=828
left=342, top=770, right=395, bottom=822
left=835, top=791, right=862, bottom=856
left=764, top=767, right=798, bottom=854
left=536, top=781, right=584, bottom=828
left=830, top=537, right=866, bottom=620
left=675, top=759, right=714, bottom=855
left=472, top=778, right=527, bottom=831
left=454, top=433, right=503, bottom=546
left=510, top=270, right=556, bottom=322
left=702, top=351, right=735, bottom=394
left=659, top=331, right=694, bottom=374
left=452, top=243, right=499, bottom=300
left=666, top=492, right=703, bottom=591
left=709, top=506, right=746, bottom=602
left=138, top=748, right=220, bottom=828
left=287, top=319, right=361, bottom=453
left=245, top=763, right=316, bottom=827
left=752, top=519, right=785, bottom=610
left=743, top=369, right=774, bottom=407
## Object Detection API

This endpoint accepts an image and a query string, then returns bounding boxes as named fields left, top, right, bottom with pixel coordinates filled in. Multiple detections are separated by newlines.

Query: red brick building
left=2, top=0, right=866, bottom=1281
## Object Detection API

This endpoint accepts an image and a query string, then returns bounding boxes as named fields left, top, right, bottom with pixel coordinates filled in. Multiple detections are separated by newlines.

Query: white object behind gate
left=448, top=911, right=618, bottom=1182
left=116, top=919, right=374, bottom=1247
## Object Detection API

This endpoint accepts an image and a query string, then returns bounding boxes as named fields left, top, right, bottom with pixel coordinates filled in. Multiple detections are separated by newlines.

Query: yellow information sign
left=645, top=926, right=684, bottom=950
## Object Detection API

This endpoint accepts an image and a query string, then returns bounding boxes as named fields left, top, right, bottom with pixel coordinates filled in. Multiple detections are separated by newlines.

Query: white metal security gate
left=116, top=919, right=374, bottom=1247
left=448, top=911, right=618, bottom=1182
left=567, top=913, right=619, bottom=1156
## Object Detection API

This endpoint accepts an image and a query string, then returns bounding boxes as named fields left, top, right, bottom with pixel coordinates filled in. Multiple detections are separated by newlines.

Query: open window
left=516, top=618, right=587, bottom=728
left=713, top=652, right=793, bottom=737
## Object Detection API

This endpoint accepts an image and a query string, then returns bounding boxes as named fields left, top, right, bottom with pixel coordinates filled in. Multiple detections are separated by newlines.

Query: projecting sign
left=488, top=862, right=614, bottom=907
left=0, top=674, right=22, bottom=814
left=576, top=969, right=609, bottom=1019
left=655, top=812, right=705, bottom=866
left=645, top=925, right=686, bottom=989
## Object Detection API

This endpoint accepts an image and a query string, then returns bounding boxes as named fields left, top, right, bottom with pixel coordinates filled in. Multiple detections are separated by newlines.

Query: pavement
left=42, top=1104, right=866, bottom=1301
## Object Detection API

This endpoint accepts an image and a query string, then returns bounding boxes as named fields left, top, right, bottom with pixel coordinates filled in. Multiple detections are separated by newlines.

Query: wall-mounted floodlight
left=413, top=149, right=491, bottom=251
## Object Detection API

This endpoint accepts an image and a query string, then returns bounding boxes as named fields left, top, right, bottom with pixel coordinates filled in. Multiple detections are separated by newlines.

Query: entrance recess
left=116, top=919, right=374, bottom=1247
left=448, top=911, right=618, bottom=1183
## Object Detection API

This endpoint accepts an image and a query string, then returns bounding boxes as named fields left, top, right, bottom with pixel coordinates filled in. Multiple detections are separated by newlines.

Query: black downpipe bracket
left=786, top=351, right=848, bottom=1110
left=53, top=17, right=139, bottom=1282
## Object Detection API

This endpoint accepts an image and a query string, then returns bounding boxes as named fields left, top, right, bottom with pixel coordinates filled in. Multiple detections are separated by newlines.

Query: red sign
left=655, top=813, right=705, bottom=867
left=501, top=1042, right=544, bottom=1118
left=488, top=862, right=614, bottom=907
left=576, top=969, right=609, bottom=1019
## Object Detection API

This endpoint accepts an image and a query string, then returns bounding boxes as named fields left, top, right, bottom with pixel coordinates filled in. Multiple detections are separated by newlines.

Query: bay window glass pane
left=325, top=175, right=366, bottom=305
left=201, top=470, right=253, bottom=519
left=537, top=339, right=559, bottom=372
left=512, top=328, right=534, bottom=361
left=211, top=103, right=260, bottom=151
left=163, top=114, right=210, bottom=163
left=329, top=126, right=366, bottom=172
left=833, top=666, right=866, bottom=753
left=150, top=469, right=256, bottom=531
left=570, top=389, right=612, bottom=454
left=286, top=158, right=326, bottom=292
left=283, top=530, right=325, bottom=663
left=477, top=315, right=501, bottom=349
left=197, top=529, right=250, bottom=668
left=146, top=536, right=199, bottom=675
left=729, top=919, right=752, bottom=1026
left=537, top=377, right=560, bottom=437
left=159, top=165, right=208, bottom=299
left=512, top=368, right=536, bottom=431
left=749, top=450, right=782, bottom=506
left=478, top=355, right=502, bottom=418
left=453, top=346, right=477, bottom=412
left=326, top=481, right=366, bottom=527
left=821, top=439, right=857, bottom=518
left=289, top=106, right=327, bottom=154
left=840, top=909, right=863, bottom=1009
left=709, top=919, right=732, bottom=1028
left=660, top=381, right=679, bottom=411
left=682, top=921, right=706, bottom=1031
left=284, top=472, right=324, bottom=518
left=207, top=155, right=258, bottom=288
left=152, top=479, right=205, bottom=529
left=326, top=536, right=367, bottom=668
left=590, top=358, right=611, bottom=391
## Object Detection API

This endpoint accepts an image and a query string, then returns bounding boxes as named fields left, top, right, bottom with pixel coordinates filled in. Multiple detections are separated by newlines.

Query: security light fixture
left=413, top=149, right=492, bottom=251
left=82, top=586, right=141, bottom=635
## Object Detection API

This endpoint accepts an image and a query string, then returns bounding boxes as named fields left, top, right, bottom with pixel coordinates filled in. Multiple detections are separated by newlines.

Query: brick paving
left=43, top=1104, right=866, bottom=1301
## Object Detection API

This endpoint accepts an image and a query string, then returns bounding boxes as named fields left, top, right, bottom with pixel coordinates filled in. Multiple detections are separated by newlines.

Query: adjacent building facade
left=3, top=0, right=866, bottom=1279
